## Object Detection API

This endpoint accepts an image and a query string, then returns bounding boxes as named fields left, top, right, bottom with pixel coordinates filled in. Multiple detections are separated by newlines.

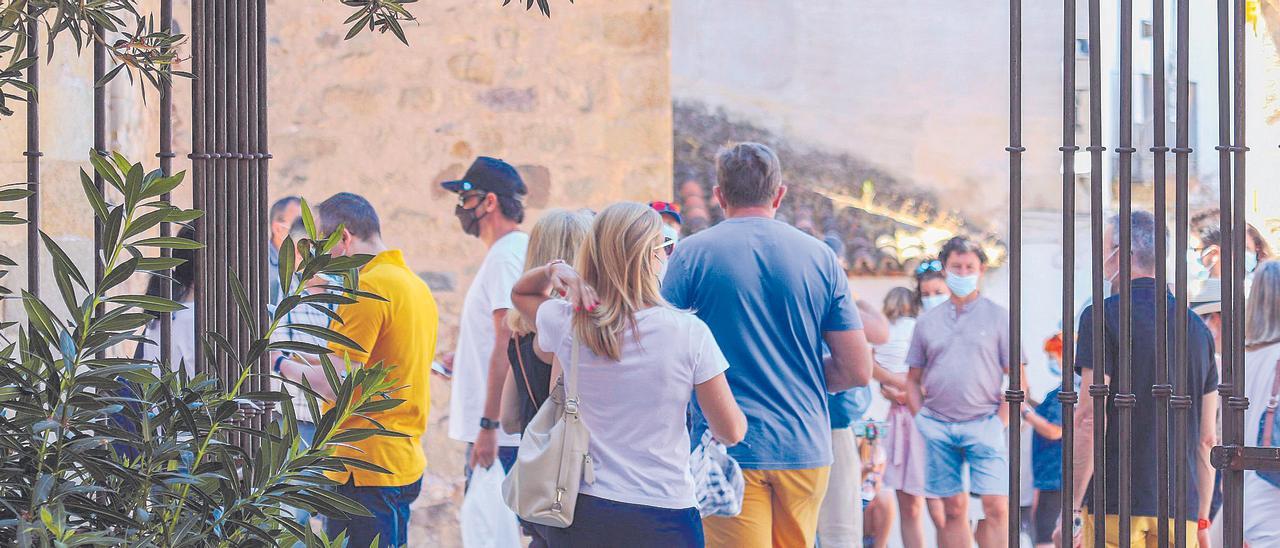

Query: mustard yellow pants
left=1083, top=511, right=1200, bottom=548
left=703, top=466, right=831, bottom=548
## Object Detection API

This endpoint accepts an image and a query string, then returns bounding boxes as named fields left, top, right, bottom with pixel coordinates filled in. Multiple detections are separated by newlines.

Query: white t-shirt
left=535, top=299, right=730, bottom=509
left=448, top=231, right=529, bottom=445
left=873, top=317, right=916, bottom=374
left=138, top=305, right=198, bottom=379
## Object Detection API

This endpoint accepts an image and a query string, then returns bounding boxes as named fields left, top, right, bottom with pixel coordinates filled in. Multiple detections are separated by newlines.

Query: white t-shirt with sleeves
left=448, top=231, right=529, bottom=445
left=535, top=299, right=729, bottom=509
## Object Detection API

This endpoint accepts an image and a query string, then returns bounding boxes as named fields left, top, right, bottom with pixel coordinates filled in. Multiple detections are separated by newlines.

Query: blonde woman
left=500, top=209, right=593, bottom=436
left=1244, top=260, right=1280, bottom=547
left=511, top=202, right=746, bottom=547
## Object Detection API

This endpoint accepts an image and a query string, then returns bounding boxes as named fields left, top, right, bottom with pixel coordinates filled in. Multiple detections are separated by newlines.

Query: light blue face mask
left=1187, top=248, right=1211, bottom=281
left=945, top=272, right=980, bottom=298
left=921, top=294, right=949, bottom=311
left=1246, top=251, right=1259, bottom=274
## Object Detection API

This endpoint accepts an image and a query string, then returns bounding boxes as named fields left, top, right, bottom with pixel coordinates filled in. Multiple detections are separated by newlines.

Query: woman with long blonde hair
left=500, top=209, right=592, bottom=436
left=512, top=202, right=746, bottom=547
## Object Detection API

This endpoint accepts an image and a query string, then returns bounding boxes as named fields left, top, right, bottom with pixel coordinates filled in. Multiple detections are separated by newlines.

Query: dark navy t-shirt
left=1075, top=277, right=1218, bottom=521
left=663, top=217, right=862, bottom=470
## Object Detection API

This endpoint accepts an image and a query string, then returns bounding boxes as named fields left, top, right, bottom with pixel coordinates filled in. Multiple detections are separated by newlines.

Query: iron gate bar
left=245, top=0, right=261, bottom=427
left=190, top=0, right=205, bottom=377
left=1225, top=0, right=1250, bottom=542
left=214, top=0, right=228, bottom=393
left=1006, top=0, right=1025, bottom=542
left=1058, top=0, right=1080, bottom=543
left=1150, top=0, right=1174, bottom=542
left=1214, top=0, right=1238, bottom=542
left=159, top=0, right=174, bottom=367
left=24, top=2, right=40, bottom=298
left=256, top=0, right=273, bottom=425
left=1172, top=0, right=1194, bottom=542
left=229, top=0, right=242, bottom=387
left=253, top=0, right=271, bottom=424
left=1117, top=0, right=1138, bottom=541
left=1087, top=0, right=1109, bottom=544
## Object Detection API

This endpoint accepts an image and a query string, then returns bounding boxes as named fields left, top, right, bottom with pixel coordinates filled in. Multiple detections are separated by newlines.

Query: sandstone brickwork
left=1, top=2, right=670, bottom=545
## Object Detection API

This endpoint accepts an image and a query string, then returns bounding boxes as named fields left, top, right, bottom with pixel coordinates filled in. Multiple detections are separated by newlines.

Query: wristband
left=1198, top=518, right=1211, bottom=531
left=273, top=355, right=286, bottom=373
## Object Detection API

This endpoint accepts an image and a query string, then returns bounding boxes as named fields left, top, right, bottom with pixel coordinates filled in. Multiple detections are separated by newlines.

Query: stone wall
left=0, top=2, right=671, bottom=545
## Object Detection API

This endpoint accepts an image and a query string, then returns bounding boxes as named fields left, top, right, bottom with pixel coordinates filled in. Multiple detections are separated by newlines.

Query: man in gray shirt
left=906, top=236, right=1025, bottom=548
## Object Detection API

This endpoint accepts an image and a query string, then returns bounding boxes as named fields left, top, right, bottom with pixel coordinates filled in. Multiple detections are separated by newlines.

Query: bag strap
left=1263, top=358, right=1280, bottom=446
left=565, top=339, right=581, bottom=410
left=512, top=334, right=538, bottom=405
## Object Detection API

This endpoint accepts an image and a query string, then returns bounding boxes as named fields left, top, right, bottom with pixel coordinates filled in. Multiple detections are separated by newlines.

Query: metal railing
left=1011, top=0, right=1280, bottom=545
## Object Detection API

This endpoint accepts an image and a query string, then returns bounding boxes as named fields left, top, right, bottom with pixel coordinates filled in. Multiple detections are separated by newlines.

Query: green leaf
left=39, top=231, right=88, bottom=291
left=0, top=187, right=33, bottom=202
left=80, top=169, right=111, bottom=221
left=282, top=324, right=361, bottom=352
left=99, top=258, right=137, bottom=293
left=89, top=150, right=125, bottom=192
left=132, top=236, right=201, bottom=250
left=300, top=198, right=317, bottom=238
left=140, top=171, right=185, bottom=199
left=106, top=295, right=185, bottom=313
left=135, top=257, right=186, bottom=272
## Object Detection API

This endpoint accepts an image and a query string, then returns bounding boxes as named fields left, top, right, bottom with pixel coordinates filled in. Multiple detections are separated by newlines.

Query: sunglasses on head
left=650, top=201, right=681, bottom=214
left=915, top=260, right=943, bottom=276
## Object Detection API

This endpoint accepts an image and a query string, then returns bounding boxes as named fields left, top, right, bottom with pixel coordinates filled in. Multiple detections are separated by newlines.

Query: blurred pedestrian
left=663, top=143, right=874, bottom=547
left=1243, top=260, right=1280, bottom=547
left=441, top=157, right=531, bottom=479
left=1063, top=210, right=1218, bottom=548
left=907, top=236, right=1026, bottom=548
left=510, top=202, right=746, bottom=546
left=292, top=193, right=439, bottom=548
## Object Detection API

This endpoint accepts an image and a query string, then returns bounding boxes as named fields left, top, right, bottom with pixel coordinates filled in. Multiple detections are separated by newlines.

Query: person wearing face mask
left=1056, top=210, right=1219, bottom=548
left=905, top=236, right=1027, bottom=548
left=1188, top=209, right=1273, bottom=295
left=440, top=157, right=531, bottom=484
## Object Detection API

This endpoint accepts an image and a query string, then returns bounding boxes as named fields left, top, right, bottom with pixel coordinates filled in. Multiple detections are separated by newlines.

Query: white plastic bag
left=461, top=465, right=522, bottom=548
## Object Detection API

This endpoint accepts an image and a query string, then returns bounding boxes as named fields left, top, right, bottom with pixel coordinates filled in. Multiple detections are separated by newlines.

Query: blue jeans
left=325, top=477, right=422, bottom=548
left=914, top=412, right=1009, bottom=498
left=541, top=494, right=703, bottom=547
left=282, top=421, right=317, bottom=535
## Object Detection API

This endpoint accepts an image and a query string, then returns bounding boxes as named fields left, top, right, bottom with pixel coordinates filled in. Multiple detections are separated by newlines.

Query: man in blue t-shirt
left=663, top=142, right=875, bottom=548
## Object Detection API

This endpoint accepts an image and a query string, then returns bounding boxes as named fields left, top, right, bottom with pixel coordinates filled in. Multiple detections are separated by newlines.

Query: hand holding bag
left=690, top=430, right=744, bottom=518
left=502, top=341, right=594, bottom=528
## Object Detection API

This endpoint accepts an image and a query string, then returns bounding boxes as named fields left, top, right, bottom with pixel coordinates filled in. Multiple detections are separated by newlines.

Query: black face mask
left=455, top=204, right=487, bottom=237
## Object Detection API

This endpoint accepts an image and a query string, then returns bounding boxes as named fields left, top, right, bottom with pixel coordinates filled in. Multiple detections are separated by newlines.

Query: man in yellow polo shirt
left=289, top=192, right=438, bottom=547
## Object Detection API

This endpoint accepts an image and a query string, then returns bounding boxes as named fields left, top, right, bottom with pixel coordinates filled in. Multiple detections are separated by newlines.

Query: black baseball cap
left=441, top=156, right=528, bottom=197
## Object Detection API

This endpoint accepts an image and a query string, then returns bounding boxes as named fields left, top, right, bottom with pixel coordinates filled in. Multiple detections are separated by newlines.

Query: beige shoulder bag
left=502, top=340, right=594, bottom=528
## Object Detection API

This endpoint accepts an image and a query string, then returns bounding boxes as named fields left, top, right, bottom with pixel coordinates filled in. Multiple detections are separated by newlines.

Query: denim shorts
left=914, top=412, right=1009, bottom=498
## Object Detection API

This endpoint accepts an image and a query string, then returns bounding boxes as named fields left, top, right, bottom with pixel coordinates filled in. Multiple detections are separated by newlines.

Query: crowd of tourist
left=134, top=140, right=1280, bottom=548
